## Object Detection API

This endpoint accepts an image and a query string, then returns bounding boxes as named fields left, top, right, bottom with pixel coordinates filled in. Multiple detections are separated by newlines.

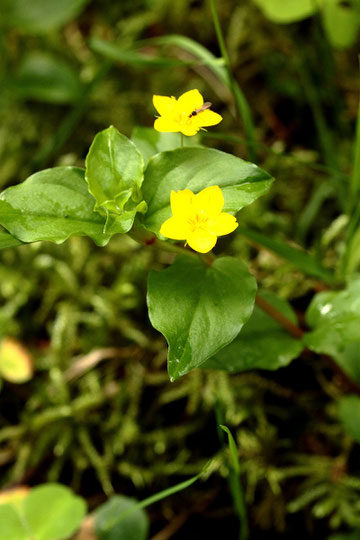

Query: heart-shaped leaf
left=147, top=255, right=257, bottom=380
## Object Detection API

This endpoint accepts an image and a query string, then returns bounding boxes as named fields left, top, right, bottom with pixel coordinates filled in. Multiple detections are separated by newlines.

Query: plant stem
left=255, top=294, right=304, bottom=339
left=180, top=133, right=184, bottom=147
left=208, top=0, right=257, bottom=161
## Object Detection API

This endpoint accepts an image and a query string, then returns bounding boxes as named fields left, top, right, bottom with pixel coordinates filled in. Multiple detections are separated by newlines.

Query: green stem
left=180, top=133, right=184, bottom=147
left=215, top=402, right=249, bottom=540
left=208, top=0, right=257, bottom=161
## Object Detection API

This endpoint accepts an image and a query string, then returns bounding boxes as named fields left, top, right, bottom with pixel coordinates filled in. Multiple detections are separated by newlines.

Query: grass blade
left=220, top=425, right=248, bottom=540
left=238, top=226, right=336, bottom=285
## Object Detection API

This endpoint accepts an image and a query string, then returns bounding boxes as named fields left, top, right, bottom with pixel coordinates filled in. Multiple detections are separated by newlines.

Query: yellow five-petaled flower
left=160, top=186, right=238, bottom=253
left=153, top=89, right=222, bottom=137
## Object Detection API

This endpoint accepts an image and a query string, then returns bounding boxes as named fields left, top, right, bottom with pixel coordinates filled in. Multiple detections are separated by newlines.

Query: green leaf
left=11, top=52, right=83, bottom=104
left=0, top=167, right=110, bottom=247
left=238, top=227, right=336, bottom=285
left=322, top=0, right=360, bottom=49
left=131, top=127, right=200, bottom=166
left=0, top=228, right=23, bottom=250
left=0, top=337, right=33, bottom=383
left=203, top=291, right=303, bottom=372
left=145, top=34, right=227, bottom=82
left=23, top=483, right=86, bottom=540
left=90, top=37, right=189, bottom=67
left=220, top=425, right=248, bottom=539
left=0, top=504, right=28, bottom=540
left=141, top=147, right=273, bottom=236
left=147, top=256, right=257, bottom=380
left=338, top=395, right=360, bottom=444
left=304, top=276, right=360, bottom=382
left=0, top=0, right=90, bottom=33
left=85, top=126, right=146, bottom=234
left=94, top=496, right=149, bottom=540
left=252, top=0, right=320, bottom=23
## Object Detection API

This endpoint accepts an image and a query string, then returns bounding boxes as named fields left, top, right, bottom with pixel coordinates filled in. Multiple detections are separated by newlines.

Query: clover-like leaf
left=23, top=483, right=86, bottom=540
left=147, top=255, right=257, bottom=380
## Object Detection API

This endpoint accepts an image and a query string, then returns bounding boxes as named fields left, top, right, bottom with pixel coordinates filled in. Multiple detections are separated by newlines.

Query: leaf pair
left=0, top=127, right=146, bottom=247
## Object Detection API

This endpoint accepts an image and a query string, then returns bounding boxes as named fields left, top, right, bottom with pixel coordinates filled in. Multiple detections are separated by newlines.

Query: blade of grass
left=220, top=425, right=248, bottom=540
left=89, top=36, right=195, bottom=67
left=209, top=0, right=257, bottom=161
left=143, top=34, right=227, bottom=81
left=238, top=226, right=336, bottom=285
left=350, top=86, right=360, bottom=207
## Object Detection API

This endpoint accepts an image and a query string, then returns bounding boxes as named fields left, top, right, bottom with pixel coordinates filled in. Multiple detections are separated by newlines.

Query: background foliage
left=1, top=0, right=360, bottom=538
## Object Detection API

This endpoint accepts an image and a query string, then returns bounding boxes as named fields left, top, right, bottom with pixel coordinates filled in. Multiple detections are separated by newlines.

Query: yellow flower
left=160, top=186, right=238, bottom=253
left=153, top=89, right=222, bottom=136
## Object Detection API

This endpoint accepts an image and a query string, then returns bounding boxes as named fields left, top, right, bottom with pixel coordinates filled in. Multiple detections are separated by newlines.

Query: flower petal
left=177, top=89, right=203, bottom=115
left=154, top=117, right=181, bottom=133
left=192, top=109, right=222, bottom=128
left=194, top=185, right=224, bottom=217
left=160, top=216, right=192, bottom=240
left=153, top=95, right=177, bottom=116
left=187, top=229, right=217, bottom=253
left=179, top=124, right=200, bottom=137
left=207, top=213, right=238, bottom=236
left=170, top=189, right=194, bottom=218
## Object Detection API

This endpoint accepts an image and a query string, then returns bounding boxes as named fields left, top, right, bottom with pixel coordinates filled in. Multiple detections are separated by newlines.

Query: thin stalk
left=209, top=0, right=257, bottom=161
left=215, top=401, right=249, bottom=540
left=350, top=95, right=360, bottom=207
left=296, top=52, right=345, bottom=209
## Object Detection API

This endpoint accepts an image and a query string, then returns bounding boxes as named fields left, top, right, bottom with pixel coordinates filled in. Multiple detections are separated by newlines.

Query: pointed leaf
left=141, top=147, right=273, bottom=235
left=147, top=256, right=257, bottom=380
left=85, top=126, right=145, bottom=233
left=0, top=167, right=110, bottom=246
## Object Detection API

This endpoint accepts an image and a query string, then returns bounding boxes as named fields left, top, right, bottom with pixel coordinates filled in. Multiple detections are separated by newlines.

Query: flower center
left=174, top=111, right=193, bottom=126
left=187, top=210, right=209, bottom=232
